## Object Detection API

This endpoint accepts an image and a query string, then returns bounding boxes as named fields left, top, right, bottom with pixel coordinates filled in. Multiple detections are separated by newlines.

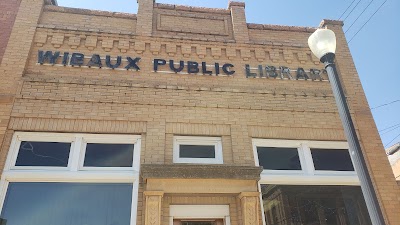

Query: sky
left=57, top=0, right=400, bottom=149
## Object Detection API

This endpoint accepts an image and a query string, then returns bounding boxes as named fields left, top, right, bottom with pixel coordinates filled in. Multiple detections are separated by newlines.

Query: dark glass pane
left=16, top=141, right=70, bottom=167
left=261, top=185, right=372, bottom=225
left=257, top=147, right=301, bottom=170
left=84, top=143, right=134, bottom=167
left=0, top=183, right=132, bottom=225
left=179, top=145, right=215, bottom=158
left=311, top=149, right=355, bottom=171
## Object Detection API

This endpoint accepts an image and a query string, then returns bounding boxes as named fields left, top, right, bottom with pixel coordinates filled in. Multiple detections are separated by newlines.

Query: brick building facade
left=0, top=0, right=399, bottom=225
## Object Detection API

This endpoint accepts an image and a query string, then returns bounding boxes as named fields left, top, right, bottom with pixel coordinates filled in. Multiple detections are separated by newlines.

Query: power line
left=343, top=0, right=362, bottom=21
left=371, top=99, right=400, bottom=110
left=379, top=122, right=400, bottom=132
left=345, top=0, right=375, bottom=34
left=339, top=0, right=357, bottom=20
left=348, top=0, right=388, bottom=43
left=385, top=132, right=400, bottom=148
left=380, top=125, right=400, bottom=135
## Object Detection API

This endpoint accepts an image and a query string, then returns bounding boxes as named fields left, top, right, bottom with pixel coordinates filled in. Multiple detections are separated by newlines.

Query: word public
left=153, top=59, right=235, bottom=76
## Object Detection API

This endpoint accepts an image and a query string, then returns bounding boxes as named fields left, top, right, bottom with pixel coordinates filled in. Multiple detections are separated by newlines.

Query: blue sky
left=57, top=0, right=400, bottom=148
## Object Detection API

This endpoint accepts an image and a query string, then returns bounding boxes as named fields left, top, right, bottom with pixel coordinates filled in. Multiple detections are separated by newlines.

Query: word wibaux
left=38, top=51, right=141, bottom=70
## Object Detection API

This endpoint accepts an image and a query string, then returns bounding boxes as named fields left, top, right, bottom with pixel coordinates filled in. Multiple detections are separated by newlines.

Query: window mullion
left=300, top=143, right=315, bottom=175
left=69, top=136, right=83, bottom=171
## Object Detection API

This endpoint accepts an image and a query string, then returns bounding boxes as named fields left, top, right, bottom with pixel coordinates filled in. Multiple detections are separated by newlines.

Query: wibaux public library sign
left=38, top=50, right=329, bottom=81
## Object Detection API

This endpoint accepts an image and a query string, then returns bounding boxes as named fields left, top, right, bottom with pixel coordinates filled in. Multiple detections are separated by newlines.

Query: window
left=0, top=132, right=141, bottom=225
left=261, top=185, right=372, bottom=225
left=253, top=139, right=372, bottom=225
left=257, top=147, right=301, bottom=170
left=311, top=148, right=355, bottom=171
left=173, top=136, right=223, bottom=164
left=252, top=139, right=357, bottom=183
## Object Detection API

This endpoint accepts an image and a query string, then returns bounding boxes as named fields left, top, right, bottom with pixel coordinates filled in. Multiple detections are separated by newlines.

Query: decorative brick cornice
left=44, top=5, right=137, bottom=19
left=319, top=19, right=344, bottom=28
left=154, top=3, right=230, bottom=14
left=248, top=23, right=317, bottom=33
left=141, top=164, right=263, bottom=180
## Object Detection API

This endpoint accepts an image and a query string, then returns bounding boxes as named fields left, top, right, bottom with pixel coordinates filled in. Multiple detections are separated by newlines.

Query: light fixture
left=308, top=28, right=336, bottom=59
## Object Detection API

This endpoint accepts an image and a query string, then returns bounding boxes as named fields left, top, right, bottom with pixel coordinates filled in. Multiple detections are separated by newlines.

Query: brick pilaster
left=0, top=0, right=45, bottom=171
left=239, top=192, right=260, bottom=225
left=0, top=0, right=21, bottom=65
left=144, top=191, right=164, bottom=225
left=229, top=1, right=249, bottom=43
left=136, top=0, right=154, bottom=36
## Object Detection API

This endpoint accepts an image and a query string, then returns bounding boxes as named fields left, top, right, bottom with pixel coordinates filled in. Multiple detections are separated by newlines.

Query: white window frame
left=169, top=205, right=231, bottom=225
left=0, top=132, right=142, bottom=225
left=173, top=136, right=223, bottom=164
left=252, top=139, right=359, bottom=186
left=254, top=139, right=361, bottom=225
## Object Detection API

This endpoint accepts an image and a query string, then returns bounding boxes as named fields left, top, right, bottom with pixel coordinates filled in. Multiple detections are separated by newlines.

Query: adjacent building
left=387, top=143, right=400, bottom=183
left=0, top=0, right=399, bottom=225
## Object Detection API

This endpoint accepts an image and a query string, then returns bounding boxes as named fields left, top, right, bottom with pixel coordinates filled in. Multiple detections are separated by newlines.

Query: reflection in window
left=311, top=149, right=355, bottom=171
left=16, top=141, right=71, bottom=167
left=257, top=147, right=301, bottom=170
left=261, top=185, right=372, bottom=225
left=84, top=143, right=134, bottom=167
left=179, top=145, right=216, bottom=159
left=0, top=183, right=132, bottom=225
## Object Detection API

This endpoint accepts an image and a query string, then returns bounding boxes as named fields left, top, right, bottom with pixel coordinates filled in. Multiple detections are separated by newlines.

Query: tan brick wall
left=0, top=1, right=399, bottom=225
left=0, top=0, right=21, bottom=65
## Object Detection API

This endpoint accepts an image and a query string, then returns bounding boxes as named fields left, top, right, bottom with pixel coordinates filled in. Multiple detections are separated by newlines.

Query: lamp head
left=308, top=28, right=337, bottom=60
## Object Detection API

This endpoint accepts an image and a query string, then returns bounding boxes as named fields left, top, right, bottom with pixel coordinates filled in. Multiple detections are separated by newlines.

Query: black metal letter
left=38, top=50, right=60, bottom=65
left=296, top=68, right=309, bottom=80
left=70, top=53, right=85, bottom=66
left=87, top=54, right=102, bottom=68
left=310, top=69, right=325, bottom=81
left=279, top=66, right=293, bottom=80
left=215, top=63, right=220, bottom=76
left=265, top=66, right=278, bottom=78
left=187, top=61, right=199, bottom=74
left=153, top=59, right=166, bottom=72
left=245, top=65, right=257, bottom=78
left=202, top=62, right=212, bottom=75
left=62, top=52, right=69, bottom=66
left=170, top=60, right=184, bottom=73
left=106, top=55, right=122, bottom=69
left=125, top=57, right=141, bottom=71
left=258, top=65, right=264, bottom=77
left=222, top=63, right=235, bottom=76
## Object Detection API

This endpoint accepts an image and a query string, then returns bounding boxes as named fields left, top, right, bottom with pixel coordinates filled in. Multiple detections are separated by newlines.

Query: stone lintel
left=144, top=191, right=164, bottom=196
left=141, top=164, right=263, bottom=180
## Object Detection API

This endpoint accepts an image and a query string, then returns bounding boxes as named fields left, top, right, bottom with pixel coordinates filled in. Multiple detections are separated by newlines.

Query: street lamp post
left=308, top=28, right=385, bottom=225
